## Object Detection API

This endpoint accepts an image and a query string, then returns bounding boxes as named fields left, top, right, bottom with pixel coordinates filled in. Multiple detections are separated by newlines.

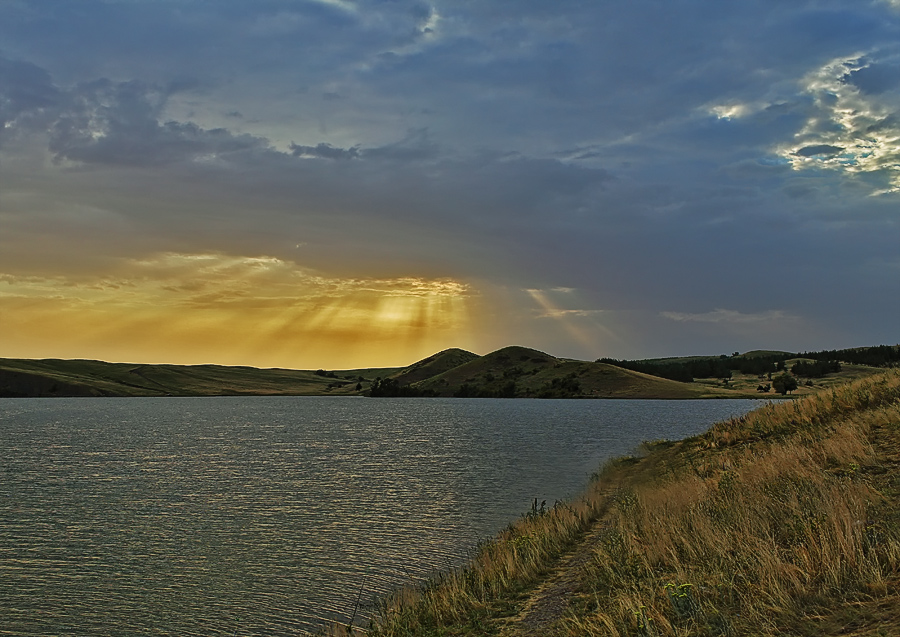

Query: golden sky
left=0, top=253, right=479, bottom=369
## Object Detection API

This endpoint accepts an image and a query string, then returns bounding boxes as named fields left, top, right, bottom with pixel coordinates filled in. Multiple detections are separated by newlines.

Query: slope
left=359, top=370, right=900, bottom=637
left=411, top=346, right=744, bottom=398
left=389, top=348, right=481, bottom=385
left=0, top=358, right=402, bottom=397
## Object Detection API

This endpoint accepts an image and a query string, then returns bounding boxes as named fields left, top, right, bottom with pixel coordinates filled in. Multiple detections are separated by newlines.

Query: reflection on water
left=0, top=397, right=763, bottom=635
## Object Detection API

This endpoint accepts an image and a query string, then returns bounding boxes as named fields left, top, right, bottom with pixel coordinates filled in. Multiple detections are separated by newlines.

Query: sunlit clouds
left=775, top=55, right=900, bottom=194
left=0, top=253, right=474, bottom=368
left=708, top=103, right=753, bottom=121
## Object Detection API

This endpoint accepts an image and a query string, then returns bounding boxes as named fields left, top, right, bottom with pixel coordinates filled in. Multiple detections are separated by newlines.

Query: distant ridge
left=6, top=342, right=889, bottom=399
left=0, top=347, right=734, bottom=399
left=0, top=358, right=401, bottom=398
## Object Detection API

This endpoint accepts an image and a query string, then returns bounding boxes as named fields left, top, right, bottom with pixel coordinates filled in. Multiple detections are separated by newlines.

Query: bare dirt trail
left=495, top=482, right=625, bottom=637
left=498, top=414, right=900, bottom=637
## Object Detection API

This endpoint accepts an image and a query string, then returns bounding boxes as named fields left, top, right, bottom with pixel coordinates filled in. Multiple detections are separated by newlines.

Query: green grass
left=692, top=361, right=885, bottom=399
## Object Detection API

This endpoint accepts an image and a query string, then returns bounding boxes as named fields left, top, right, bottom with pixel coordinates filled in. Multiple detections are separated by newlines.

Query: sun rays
left=0, top=253, right=474, bottom=369
left=523, top=287, right=621, bottom=354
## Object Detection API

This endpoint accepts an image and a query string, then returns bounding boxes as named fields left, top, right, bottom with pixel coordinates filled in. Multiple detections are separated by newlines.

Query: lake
left=0, top=397, right=765, bottom=635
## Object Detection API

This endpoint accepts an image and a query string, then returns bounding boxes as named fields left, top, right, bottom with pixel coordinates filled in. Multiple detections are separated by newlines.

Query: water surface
left=0, top=397, right=764, bottom=635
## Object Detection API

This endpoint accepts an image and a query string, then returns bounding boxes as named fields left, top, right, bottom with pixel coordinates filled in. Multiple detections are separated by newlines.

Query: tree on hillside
left=537, top=374, right=581, bottom=398
left=772, top=373, right=798, bottom=395
left=791, top=360, right=841, bottom=378
left=369, top=377, right=428, bottom=397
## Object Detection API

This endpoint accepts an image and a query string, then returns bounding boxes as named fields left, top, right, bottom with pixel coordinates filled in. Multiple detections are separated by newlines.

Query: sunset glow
left=0, top=254, right=475, bottom=368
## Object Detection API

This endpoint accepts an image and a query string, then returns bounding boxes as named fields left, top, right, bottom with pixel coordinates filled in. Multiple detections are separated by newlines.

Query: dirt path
left=496, top=483, right=623, bottom=637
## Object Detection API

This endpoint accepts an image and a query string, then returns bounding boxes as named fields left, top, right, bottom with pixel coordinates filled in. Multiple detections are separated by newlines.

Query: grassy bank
left=331, top=370, right=900, bottom=636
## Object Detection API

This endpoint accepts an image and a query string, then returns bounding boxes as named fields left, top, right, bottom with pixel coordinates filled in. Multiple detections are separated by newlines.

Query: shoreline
left=338, top=370, right=900, bottom=636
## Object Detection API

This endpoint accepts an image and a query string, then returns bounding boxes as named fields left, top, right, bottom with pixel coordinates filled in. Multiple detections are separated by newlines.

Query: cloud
left=0, top=56, right=59, bottom=118
left=847, top=60, right=900, bottom=95
left=535, top=308, right=605, bottom=319
left=360, top=128, right=439, bottom=162
left=660, top=309, right=798, bottom=324
left=3, top=2, right=900, bottom=365
left=290, top=142, right=360, bottom=160
left=0, top=252, right=476, bottom=367
left=0, top=55, right=61, bottom=145
left=45, top=78, right=271, bottom=167
left=793, top=145, right=844, bottom=158
left=773, top=54, right=900, bottom=193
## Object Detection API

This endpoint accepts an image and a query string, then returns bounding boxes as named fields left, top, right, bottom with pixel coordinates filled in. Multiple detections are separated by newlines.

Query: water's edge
left=0, top=397, right=765, bottom=635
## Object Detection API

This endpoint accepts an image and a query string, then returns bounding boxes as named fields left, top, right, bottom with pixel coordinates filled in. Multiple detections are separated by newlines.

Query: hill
left=409, top=346, right=744, bottom=399
left=636, top=349, right=793, bottom=365
left=3, top=346, right=752, bottom=399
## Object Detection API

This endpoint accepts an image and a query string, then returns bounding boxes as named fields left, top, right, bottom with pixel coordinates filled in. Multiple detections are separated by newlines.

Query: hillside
left=1, top=346, right=752, bottom=399
left=636, top=349, right=793, bottom=365
left=0, top=358, right=401, bottom=397
left=409, top=346, right=745, bottom=399
left=389, top=348, right=480, bottom=385
left=7, top=343, right=877, bottom=399
left=354, top=370, right=900, bottom=637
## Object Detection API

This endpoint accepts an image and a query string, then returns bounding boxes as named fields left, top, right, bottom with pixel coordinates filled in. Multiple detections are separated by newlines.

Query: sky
left=1, top=0, right=899, bottom=369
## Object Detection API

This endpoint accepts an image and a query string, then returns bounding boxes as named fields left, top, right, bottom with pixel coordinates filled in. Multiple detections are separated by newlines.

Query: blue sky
left=1, top=0, right=899, bottom=368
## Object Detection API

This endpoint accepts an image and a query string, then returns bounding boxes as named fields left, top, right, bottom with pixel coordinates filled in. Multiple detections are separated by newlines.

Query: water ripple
left=0, top=396, right=763, bottom=635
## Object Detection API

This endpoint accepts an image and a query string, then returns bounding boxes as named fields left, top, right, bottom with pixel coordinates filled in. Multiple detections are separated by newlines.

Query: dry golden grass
left=358, top=486, right=621, bottom=636
left=566, top=369, right=900, bottom=636
left=326, top=370, right=900, bottom=636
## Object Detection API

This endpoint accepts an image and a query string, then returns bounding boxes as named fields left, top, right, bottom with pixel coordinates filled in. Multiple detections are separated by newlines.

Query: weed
left=663, top=583, right=696, bottom=619
left=633, top=605, right=656, bottom=637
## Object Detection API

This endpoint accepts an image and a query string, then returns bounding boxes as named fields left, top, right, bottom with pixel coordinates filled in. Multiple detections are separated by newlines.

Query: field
left=691, top=359, right=884, bottom=397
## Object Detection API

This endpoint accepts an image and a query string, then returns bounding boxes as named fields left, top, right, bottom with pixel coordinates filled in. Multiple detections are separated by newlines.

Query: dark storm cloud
left=794, top=145, right=844, bottom=158
left=289, top=133, right=438, bottom=162
left=0, top=56, right=58, bottom=117
left=0, top=0, right=438, bottom=86
left=360, top=129, right=439, bottom=162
